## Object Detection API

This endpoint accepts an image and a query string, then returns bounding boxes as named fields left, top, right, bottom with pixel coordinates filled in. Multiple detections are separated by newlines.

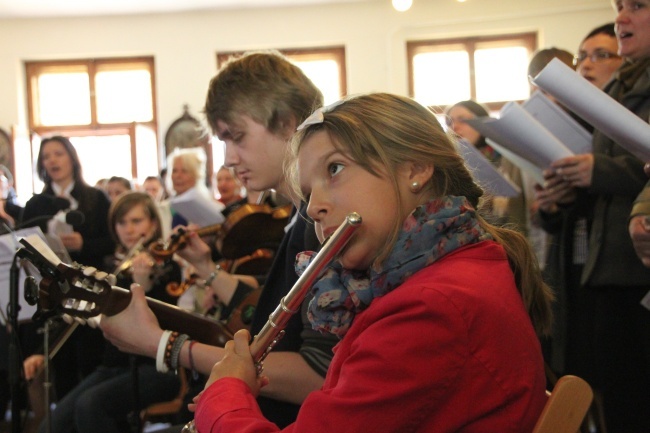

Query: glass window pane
left=37, top=72, right=91, bottom=126
left=293, top=59, right=341, bottom=105
left=70, top=135, right=133, bottom=186
left=212, top=138, right=225, bottom=173
left=475, top=47, right=531, bottom=102
left=95, top=67, right=153, bottom=123
left=412, top=51, right=471, bottom=107
left=135, top=124, right=160, bottom=182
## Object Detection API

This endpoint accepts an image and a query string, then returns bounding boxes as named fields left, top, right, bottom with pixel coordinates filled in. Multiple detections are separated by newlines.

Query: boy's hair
left=204, top=50, right=324, bottom=134
left=289, top=93, right=553, bottom=336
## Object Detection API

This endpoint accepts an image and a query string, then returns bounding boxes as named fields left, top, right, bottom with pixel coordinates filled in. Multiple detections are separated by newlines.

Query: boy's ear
left=280, top=116, right=298, bottom=140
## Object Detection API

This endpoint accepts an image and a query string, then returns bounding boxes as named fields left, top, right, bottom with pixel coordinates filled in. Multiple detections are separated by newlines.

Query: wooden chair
left=533, top=375, right=594, bottom=433
left=139, top=367, right=189, bottom=432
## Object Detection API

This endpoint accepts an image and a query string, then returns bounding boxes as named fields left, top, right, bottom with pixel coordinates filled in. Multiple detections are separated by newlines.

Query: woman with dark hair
left=21, top=135, right=115, bottom=270
left=20, top=135, right=114, bottom=401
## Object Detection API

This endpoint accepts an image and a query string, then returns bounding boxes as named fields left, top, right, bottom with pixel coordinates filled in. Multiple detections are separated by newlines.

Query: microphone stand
left=42, top=319, right=52, bottom=433
left=8, top=251, right=22, bottom=433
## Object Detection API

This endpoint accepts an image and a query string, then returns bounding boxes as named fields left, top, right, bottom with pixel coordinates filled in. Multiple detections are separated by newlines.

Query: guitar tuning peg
left=82, top=266, right=98, bottom=277
left=87, top=316, right=100, bottom=328
left=94, top=271, right=116, bottom=286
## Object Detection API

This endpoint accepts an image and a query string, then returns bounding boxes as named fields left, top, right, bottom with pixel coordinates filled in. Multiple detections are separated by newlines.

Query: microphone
left=14, top=210, right=85, bottom=230
left=35, top=194, right=72, bottom=212
left=55, top=210, right=85, bottom=226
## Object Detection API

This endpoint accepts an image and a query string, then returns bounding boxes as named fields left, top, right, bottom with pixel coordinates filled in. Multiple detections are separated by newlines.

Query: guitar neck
left=104, top=286, right=231, bottom=347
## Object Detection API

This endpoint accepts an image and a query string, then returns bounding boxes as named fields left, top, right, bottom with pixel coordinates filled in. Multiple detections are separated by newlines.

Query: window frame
left=23, top=56, right=159, bottom=183
left=407, top=32, right=537, bottom=112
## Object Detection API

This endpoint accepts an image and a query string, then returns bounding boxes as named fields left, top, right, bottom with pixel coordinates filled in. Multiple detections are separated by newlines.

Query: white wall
left=0, top=0, right=614, bottom=144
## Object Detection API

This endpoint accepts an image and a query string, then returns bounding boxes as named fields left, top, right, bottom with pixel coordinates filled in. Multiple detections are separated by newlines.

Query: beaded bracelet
left=204, top=264, right=222, bottom=287
left=163, top=331, right=180, bottom=371
left=170, top=333, right=190, bottom=371
left=156, top=330, right=172, bottom=373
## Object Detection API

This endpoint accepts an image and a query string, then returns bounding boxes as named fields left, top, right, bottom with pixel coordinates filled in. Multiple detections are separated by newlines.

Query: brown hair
left=108, top=191, right=163, bottom=253
left=204, top=50, right=324, bottom=134
left=288, top=93, right=554, bottom=336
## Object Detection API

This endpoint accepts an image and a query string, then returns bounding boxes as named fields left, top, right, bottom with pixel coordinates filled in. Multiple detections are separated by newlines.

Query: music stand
left=0, top=228, right=70, bottom=433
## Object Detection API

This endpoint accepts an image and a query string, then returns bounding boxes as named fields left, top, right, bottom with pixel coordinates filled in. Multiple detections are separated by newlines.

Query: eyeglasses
left=445, top=116, right=472, bottom=128
left=573, top=50, right=621, bottom=66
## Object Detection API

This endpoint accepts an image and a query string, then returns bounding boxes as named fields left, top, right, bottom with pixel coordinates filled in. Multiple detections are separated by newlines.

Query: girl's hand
left=551, top=154, right=594, bottom=188
left=204, top=329, right=269, bottom=397
left=187, top=391, right=204, bottom=413
left=130, top=251, right=155, bottom=291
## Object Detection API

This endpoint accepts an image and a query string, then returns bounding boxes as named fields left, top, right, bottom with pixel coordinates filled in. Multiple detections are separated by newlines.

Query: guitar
left=18, top=234, right=232, bottom=348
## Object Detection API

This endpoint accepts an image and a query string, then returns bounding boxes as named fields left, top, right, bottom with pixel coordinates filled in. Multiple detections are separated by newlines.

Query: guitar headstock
left=19, top=235, right=114, bottom=321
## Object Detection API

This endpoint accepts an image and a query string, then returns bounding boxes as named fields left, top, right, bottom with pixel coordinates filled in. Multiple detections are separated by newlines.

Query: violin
left=218, top=248, right=275, bottom=276
left=149, top=202, right=291, bottom=261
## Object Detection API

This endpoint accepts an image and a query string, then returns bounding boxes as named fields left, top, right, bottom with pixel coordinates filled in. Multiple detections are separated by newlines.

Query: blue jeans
left=39, top=364, right=180, bottom=433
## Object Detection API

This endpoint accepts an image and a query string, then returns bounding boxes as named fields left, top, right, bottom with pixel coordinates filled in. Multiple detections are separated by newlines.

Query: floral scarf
left=294, top=195, right=492, bottom=338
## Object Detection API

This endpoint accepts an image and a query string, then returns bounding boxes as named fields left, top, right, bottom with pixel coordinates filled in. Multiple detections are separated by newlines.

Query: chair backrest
left=139, top=367, right=190, bottom=431
left=532, top=375, right=594, bottom=433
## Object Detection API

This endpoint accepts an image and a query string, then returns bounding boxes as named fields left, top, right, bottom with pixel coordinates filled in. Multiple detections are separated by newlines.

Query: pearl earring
left=410, top=181, right=420, bottom=193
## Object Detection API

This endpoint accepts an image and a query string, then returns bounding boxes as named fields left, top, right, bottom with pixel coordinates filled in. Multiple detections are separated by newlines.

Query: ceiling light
left=392, top=0, right=412, bottom=12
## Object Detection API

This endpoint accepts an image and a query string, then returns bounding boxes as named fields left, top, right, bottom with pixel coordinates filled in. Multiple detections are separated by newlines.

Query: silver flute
left=182, top=212, right=362, bottom=433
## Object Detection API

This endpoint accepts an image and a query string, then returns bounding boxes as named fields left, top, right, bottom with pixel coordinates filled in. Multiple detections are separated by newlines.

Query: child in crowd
left=193, top=93, right=554, bottom=433
left=100, top=51, right=336, bottom=431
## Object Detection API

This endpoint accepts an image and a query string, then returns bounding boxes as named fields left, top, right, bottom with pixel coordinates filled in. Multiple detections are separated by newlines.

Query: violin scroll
left=148, top=227, right=192, bottom=260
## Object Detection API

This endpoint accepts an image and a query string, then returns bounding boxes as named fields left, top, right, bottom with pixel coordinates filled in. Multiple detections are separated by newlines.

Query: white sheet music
left=522, top=90, right=593, bottom=155
left=532, top=58, right=650, bottom=161
left=170, top=186, right=226, bottom=227
left=464, top=101, right=574, bottom=184
left=457, top=138, right=521, bottom=198
left=0, top=227, right=47, bottom=323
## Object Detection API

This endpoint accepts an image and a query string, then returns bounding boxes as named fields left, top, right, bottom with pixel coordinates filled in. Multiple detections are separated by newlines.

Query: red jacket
left=196, top=241, right=547, bottom=433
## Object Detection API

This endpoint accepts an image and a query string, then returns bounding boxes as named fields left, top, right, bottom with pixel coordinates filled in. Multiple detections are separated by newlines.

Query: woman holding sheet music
left=535, top=23, right=622, bottom=433
left=445, top=100, right=528, bottom=235
left=537, top=2, right=650, bottom=432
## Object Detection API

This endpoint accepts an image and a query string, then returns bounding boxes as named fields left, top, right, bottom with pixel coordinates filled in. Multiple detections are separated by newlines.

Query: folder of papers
left=463, top=88, right=595, bottom=185
left=170, top=186, right=226, bottom=227
left=532, top=57, right=650, bottom=161
left=456, top=138, right=521, bottom=198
